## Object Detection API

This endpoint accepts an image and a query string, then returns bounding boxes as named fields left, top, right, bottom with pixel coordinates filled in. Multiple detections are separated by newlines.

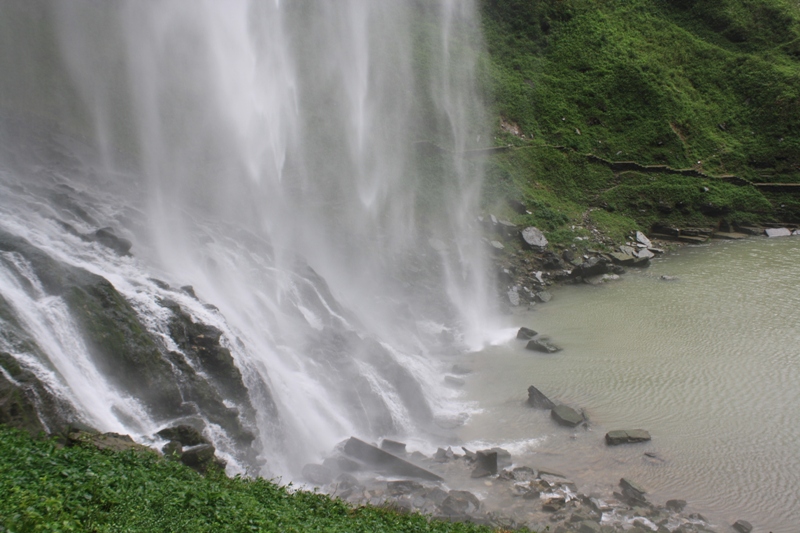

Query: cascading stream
left=0, top=0, right=493, bottom=479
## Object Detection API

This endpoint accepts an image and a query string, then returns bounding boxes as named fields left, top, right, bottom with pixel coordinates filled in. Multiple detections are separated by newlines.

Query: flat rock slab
left=526, top=339, right=561, bottom=353
left=677, top=235, right=709, bottom=243
left=528, top=385, right=556, bottom=409
left=711, top=232, right=748, bottom=240
left=605, top=429, right=651, bottom=445
left=610, top=252, right=637, bottom=265
left=765, top=227, right=792, bottom=237
left=516, top=327, right=537, bottom=340
left=343, top=437, right=443, bottom=481
left=551, top=405, right=583, bottom=427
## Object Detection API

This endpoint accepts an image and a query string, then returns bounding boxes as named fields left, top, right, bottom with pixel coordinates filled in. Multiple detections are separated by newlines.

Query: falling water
left=0, top=0, right=491, bottom=478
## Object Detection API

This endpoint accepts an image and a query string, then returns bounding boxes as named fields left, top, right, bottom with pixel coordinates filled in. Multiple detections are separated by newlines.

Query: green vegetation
left=479, top=0, right=800, bottom=243
left=0, top=426, right=510, bottom=533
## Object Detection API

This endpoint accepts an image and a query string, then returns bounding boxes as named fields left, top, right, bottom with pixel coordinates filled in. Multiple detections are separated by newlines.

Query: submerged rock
left=526, top=339, right=562, bottom=353
left=732, top=519, right=753, bottom=533
left=343, top=437, right=443, bottom=481
left=605, top=429, right=651, bottom=445
left=551, top=405, right=584, bottom=427
left=527, top=385, right=556, bottom=409
left=517, top=327, right=538, bottom=340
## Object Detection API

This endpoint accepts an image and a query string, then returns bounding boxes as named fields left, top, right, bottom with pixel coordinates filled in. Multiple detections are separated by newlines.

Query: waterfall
left=0, top=0, right=491, bottom=478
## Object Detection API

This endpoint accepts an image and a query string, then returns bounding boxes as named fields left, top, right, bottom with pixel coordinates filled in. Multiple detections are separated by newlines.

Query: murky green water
left=460, top=237, right=800, bottom=532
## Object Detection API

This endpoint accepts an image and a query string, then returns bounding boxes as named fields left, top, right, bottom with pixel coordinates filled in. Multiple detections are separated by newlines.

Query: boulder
left=522, top=227, right=548, bottom=248
left=619, top=245, right=637, bottom=256
left=387, top=480, right=423, bottom=496
left=156, top=424, right=208, bottom=446
left=380, top=439, right=407, bottom=455
left=551, top=405, right=583, bottom=427
left=525, top=339, right=562, bottom=353
left=732, top=519, right=753, bottom=533
left=535, top=291, right=552, bottom=303
left=302, top=463, right=334, bottom=485
left=527, top=385, right=556, bottom=409
left=507, top=288, right=520, bottom=307
left=765, top=227, right=791, bottom=237
left=180, top=443, right=217, bottom=470
left=343, top=437, right=443, bottom=481
left=470, top=450, right=497, bottom=478
left=575, top=256, right=609, bottom=277
left=517, top=327, right=538, bottom=340
left=636, top=231, right=652, bottom=248
left=636, top=248, right=655, bottom=260
left=610, top=252, right=637, bottom=265
left=619, top=478, right=647, bottom=505
left=665, top=499, right=687, bottom=512
left=162, top=440, right=182, bottom=459
left=542, top=496, right=566, bottom=512
left=605, top=429, right=651, bottom=445
left=439, top=490, right=480, bottom=515
left=578, top=521, right=602, bottom=533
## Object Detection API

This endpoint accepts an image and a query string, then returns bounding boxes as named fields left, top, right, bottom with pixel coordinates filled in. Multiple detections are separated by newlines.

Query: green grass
left=0, top=426, right=513, bottom=533
left=478, top=0, right=799, bottom=243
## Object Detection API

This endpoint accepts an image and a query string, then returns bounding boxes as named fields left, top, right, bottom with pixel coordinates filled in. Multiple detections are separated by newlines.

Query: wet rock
left=180, top=443, right=217, bottom=470
left=424, top=487, right=449, bottom=505
left=302, top=463, right=334, bottom=485
left=343, top=437, right=443, bottom=481
left=507, top=287, right=520, bottom=306
left=525, top=339, right=562, bottom=353
left=765, top=227, right=791, bottom=237
left=440, top=490, right=480, bottom=515
left=535, top=290, right=552, bottom=303
left=665, top=499, right=687, bottom=512
left=180, top=285, right=197, bottom=298
left=527, top=385, right=556, bottom=409
left=577, top=521, right=602, bottom=533
left=732, top=519, right=753, bottom=533
left=323, top=455, right=361, bottom=473
left=574, top=256, right=609, bottom=278
left=543, top=496, right=566, bottom=512
left=444, top=375, right=465, bottom=387
left=517, top=327, right=538, bottom=340
left=522, top=227, right=548, bottom=249
left=162, top=440, right=182, bottom=459
left=461, top=447, right=477, bottom=460
left=435, top=447, right=455, bottom=462
left=92, top=227, right=132, bottom=255
left=380, top=439, right=407, bottom=455
left=450, top=363, right=472, bottom=375
left=620, top=478, right=648, bottom=505
left=605, top=429, right=651, bottom=445
left=610, top=252, right=637, bottom=265
left=471, top=450, right=498, bottom=478
left=387, top=480, right=424, bottom=496
left=157, top=424, right=208, bottom=446
left=551, top=405, right=583, bottom=427
left=660, top=275, right=678, bottom=281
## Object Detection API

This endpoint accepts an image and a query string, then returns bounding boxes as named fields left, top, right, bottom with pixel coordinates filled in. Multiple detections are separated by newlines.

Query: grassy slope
left=0, top=427, right=509, bottom=533
left=480, top=0, right=800, bottom=244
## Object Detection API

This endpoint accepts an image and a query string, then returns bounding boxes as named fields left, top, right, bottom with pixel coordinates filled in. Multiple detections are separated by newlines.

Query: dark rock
left=461, top=447, right=476, bottom=460
left=322, top=455, right=361, bottom=473
left=527, top=385, right=556, bottom=409
left=522, top=226, right=548, bottom=248
left=334, top=473, right=360, bottom=490
left=525, top=339, right=562, bottom=353
left=439, top=490, right=480, bottom=515
left=605, top=429, right=651, bottom=445
left=302, top=463, right=334, bottom=485
left=162, top=440, right=182, bottom=459
left=180, top=285, right=198, bottom=298
left=732, top=519, right=753, bottom=533
left=380, top=439, right=407, bottom=455
left=610, top=252, right=636, bottom=265
left=665, top=499, right=687, bottom=512
left=551, top=405, right=583, bottom=427
left=149, top=278, right=171, bottom=289
left=620, top=478, right=647, bottom=505
left=387, top=480, right=423, bottom=496
left=435, top=447, right=455, bottom=462
left=470, top=450, right=498, bottom=478
left=578, top=521, right=602, bottom=533
left=343, top=437, right=443, bottom=481
left=157, top=424, right=208, bottom=446
left=424, top=487, right=449, bottom=505
left=92, top=227, right=132, bottom=255
left=488, top=447, right=512, bottom=468
left=517, top=327, right=538, bottom=340
left=660, top=275, right=678, bottom=281
left=574, top=256, right=609, bottom=278
left=180, top=443, right=217, bottom=470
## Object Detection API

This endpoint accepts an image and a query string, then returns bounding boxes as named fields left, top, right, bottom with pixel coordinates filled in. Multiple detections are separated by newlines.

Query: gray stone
left=470, top=450, right=497, bottom=478
left=619, top=245, right=637, bottom=255
left=605, top=429, right=651, bottom=445
left=660, top=275, right=678, bottom=281
left=636, top=248, right=655, bottom=259
left=528, top=385, right=556, bottom=409
left=517, top=327, right=538, bottom=340
left=380, top=439, right=407, bottom=455
left=551, top=405, right=583, bottom=427
left=387, top=480, right=424, bottom=496
left=343, top=437, right=443, bottom=481
left=610, top=252, right=637, bottom=265
left=636, top=231, right=652, bottom=248
left=542, top=496, right=566, bottom=512
left=665, top=499, right=687, bottom=512
left=535, top=290, right=553, bottom=303
left=440, top=490, right=480, bottom=515
left=578, top=521, right=602, bottom=533
left=732, top=520, right=753, bottom=533
left=92, top=227, right=132, bottom=255
left=451, top=363, right=472, bottom=375
left=507, top=288, right=520, bottom=307
left=765, top=227, right=791, bottom=237
left=162, top=440, right=182, bottom=459
left=301, top=463, right=334, bottom=485
left=157, top=425, right=208, bottom=446
left=180, top=443, right=216, bottom=469
left=490, top=240, right=505, bottom=250
left=526, top=339, right=562, bottom=353
left=620, top=478, right=647, bottom=504
left=522, top=226, right=549, bottom=248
